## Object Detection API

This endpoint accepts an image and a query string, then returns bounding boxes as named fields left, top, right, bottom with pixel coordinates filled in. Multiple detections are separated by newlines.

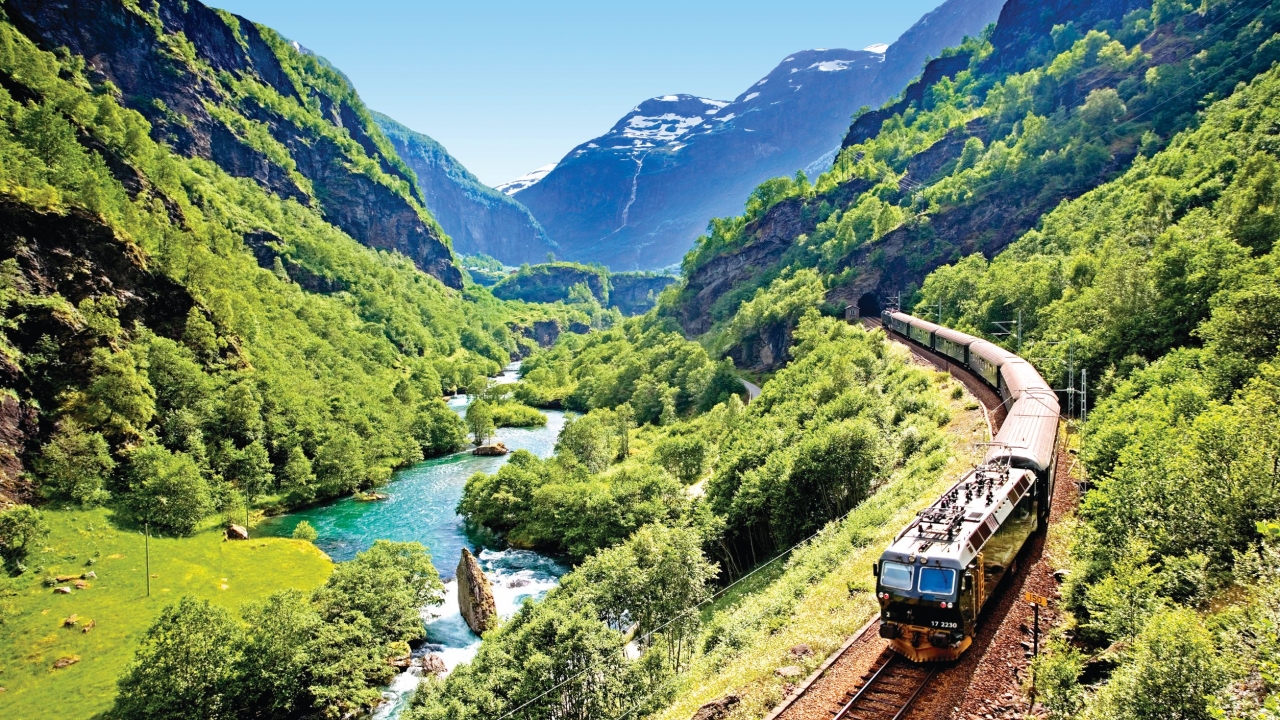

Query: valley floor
left=0, top=509, right=332, bottom=719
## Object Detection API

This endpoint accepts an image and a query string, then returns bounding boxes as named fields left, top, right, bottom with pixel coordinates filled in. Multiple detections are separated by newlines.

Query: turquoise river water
left=258, top=363, right=569, bottom=717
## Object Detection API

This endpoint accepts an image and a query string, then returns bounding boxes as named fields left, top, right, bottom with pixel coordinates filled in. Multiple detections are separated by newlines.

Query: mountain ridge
left=508, top=0, right=1006, bottom=271
left=373, top=112, right=558, bottom=265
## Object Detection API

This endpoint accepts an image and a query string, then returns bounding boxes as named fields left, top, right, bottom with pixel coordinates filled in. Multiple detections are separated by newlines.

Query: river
left=259, top=363, right=569, bottom=717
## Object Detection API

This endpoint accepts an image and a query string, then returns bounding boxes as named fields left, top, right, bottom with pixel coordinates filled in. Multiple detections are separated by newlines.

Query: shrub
left=292, top=520, right=319, bottom=542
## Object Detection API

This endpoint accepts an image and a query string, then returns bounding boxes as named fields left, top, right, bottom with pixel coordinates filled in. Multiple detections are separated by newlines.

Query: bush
left=292, top=520, right=319, bottom=542
left=34, top=419, right=114, bottom=507
left=115, top=597, right=243, bottom=720
left=490, top=402, right=547, bottom=428
left=0, top=504, right=48, bottom=572
left=1086, top=608, right=1225, bottom=720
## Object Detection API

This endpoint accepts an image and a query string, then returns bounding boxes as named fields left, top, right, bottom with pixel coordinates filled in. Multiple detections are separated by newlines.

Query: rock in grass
left=225, top=524, right=250, bottom=540
left=690, top=694, right=740, bottom=720
left=52, top=655, right=80, bottom=669
left=82, top=620, right=96, bottom=633
left=53, top=586, right=71, bottom=594
left=775, top=665, right=803, bottom=678
left=456, top=548, right=497, bottom=634
left=63, top=614, right=79, bottom=627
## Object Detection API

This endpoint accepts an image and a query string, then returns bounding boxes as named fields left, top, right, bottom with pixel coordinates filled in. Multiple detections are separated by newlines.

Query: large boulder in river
left=457, top=548, right=497, bottom=635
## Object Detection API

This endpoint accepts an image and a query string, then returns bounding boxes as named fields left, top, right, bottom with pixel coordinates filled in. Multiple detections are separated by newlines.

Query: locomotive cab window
left=881, top=561, right=914, bottom=590
left=918, top=567, right=956, bottom=596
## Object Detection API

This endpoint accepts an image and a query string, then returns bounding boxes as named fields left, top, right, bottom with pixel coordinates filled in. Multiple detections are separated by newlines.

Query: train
left=872, top=310, right=1060, bottom=662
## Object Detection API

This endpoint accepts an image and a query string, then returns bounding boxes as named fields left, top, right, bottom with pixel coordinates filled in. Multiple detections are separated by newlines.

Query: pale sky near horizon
left=211, top=0, right=946, bottom=186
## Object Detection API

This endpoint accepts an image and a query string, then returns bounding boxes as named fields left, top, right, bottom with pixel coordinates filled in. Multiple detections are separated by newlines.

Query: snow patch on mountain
left=495, top=163, right=557, bottom=195
left=863, top=43, right=890, bottom=53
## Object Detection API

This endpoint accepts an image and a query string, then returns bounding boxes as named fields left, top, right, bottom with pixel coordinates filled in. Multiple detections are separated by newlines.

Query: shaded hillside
left=673, top=0, right=1280, bottom=369
left=373, top=112, right=558, bottom=265
left=0, top=5, right=607, bottom=516
left=5, top=0, right=462, bottom=286
left=511, top=0, right=1004, bottom=271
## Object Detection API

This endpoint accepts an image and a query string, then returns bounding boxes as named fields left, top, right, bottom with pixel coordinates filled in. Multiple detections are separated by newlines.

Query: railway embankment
left=760, top=320, right=1081, bottom=720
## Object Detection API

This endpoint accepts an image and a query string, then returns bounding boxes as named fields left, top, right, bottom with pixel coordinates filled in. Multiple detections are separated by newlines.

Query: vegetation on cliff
left=908, top=59, right=1280, bottom=719
left=668, top=0, right=1280, bottom=367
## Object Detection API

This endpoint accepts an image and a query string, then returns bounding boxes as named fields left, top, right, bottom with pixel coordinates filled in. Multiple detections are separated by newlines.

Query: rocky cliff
left=456, top=548, right=497, bottom=635
left=373, top=112, right=558, bottom=266
left=5, top=0, right=461, bottom=288
left=0, top=197, right=198, bottom=500
left=609, top=273, right=678, bottom=316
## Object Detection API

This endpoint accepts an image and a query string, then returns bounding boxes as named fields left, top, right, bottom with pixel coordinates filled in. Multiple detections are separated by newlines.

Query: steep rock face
left=511, top=0, right=1004, bottom=271
left=609, top=273, right=677, bottom=316
left=5, top=0, right=461, bottom=288
left=456, top=548, right=497, bottom=635
left=865, top=0, right=1008, bottom=101
left=677, top=179, right=872, bottom=335
left=984, top=0, right=1150, bottom=71
left=842, top=54, right=973, bottom=149
left=0, top=197, right=197, bottom=499
left=491, top=264, right=609, bottom=305
left=374, top=112, right=558, bottom=265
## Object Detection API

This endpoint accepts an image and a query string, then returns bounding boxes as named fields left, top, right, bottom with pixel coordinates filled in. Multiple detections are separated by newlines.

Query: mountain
left=373, top=112, right=558, bottom=265
left=507, top=0, right=1006, bottom=271
left=4, top=0, right=462, bottom=287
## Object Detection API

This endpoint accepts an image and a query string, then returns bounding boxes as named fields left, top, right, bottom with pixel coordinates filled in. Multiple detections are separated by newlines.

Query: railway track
left=833, top=652, right=939, bottom=720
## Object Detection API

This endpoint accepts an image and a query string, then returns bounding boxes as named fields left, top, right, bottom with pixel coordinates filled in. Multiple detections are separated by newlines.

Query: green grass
left=0, top=508, right=332, bottom=719
left=657, top=374, right=989, bottom=719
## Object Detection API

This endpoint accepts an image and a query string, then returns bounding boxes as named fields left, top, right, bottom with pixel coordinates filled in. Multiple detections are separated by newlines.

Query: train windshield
left=881, top=562, right=914, bottom=590
left=919, top=567, right=956, bottom=595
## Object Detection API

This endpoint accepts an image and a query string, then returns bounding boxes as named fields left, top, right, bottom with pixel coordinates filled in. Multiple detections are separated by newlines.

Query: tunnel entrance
left=857, top=292, right=882, bottom=319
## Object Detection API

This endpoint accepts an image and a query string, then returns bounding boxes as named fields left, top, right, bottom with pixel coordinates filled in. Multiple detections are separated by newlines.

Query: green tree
left=312, top=540, right=444, bottom=643
left=653, top=433, right=707, bottom=485
left=556, top=412, right=615, bottom=473
left=466, top=399, right=496, bottom=446
left=122, top=443, right=213, bottom=536
left=615, top=402, right=634, bottom=460
left=115, top=597, right=244, bottom=720
left=34, top=418, right=114, bottom=506
left=281, top=445, right=316, bottom=502
left=75, top=347, right=157, bottom=439
left=1086, top=608, right=1225, bottom=720
left=413, top=399, right=468, bottom=456
left=231, top=590, right=321, bottom=719
left=0, top=505, right=48, bottom=571
left=314, top=431, right=367, bottom=496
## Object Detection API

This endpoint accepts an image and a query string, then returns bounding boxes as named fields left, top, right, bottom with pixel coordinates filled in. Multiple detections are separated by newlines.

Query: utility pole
left=145, top=522, right=151, bottom=598
left=1017, top=309, right=1023, bottom=351
left=1067, top=343, right=1075, bottom=418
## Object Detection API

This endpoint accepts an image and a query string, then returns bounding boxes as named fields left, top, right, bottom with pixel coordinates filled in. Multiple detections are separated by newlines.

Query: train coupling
left=879, top=622, right=900, bottom=639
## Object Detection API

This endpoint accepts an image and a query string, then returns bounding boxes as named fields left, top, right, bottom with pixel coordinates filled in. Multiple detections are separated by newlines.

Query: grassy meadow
left=0, top=508, right=332, bottom=719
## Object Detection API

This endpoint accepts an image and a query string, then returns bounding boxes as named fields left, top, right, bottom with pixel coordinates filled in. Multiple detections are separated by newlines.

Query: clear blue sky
left=211, top=0, right=945, bottom=186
